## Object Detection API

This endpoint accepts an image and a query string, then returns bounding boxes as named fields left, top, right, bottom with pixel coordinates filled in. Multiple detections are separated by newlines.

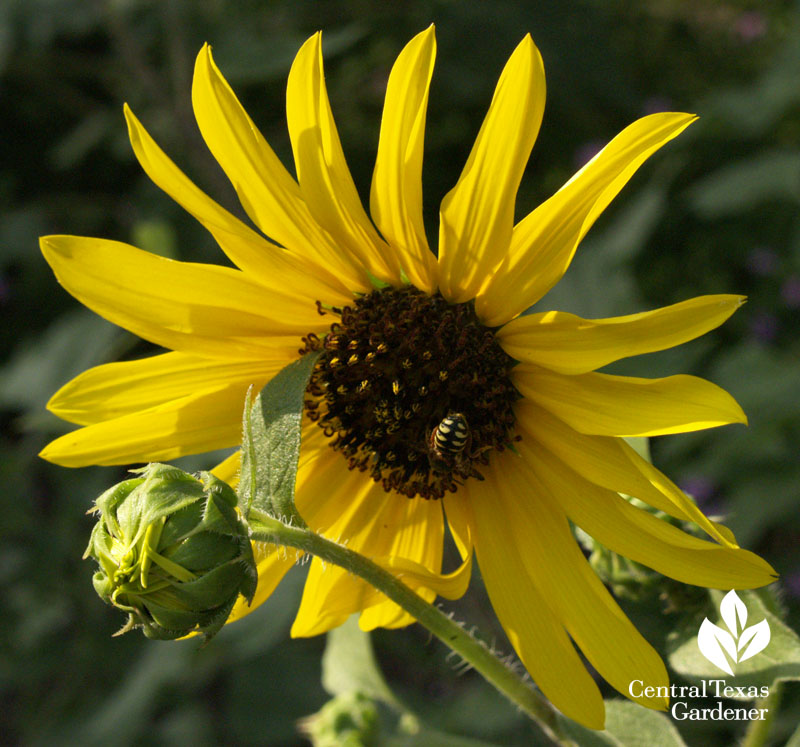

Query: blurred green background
left=2, top=0, right=799, bottom=744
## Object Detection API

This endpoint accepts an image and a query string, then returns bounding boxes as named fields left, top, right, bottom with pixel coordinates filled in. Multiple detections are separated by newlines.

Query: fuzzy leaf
left=239, top=351, right=320, bottom=524
left=321, top=616, right=399, bottom=706
left=558, top=699, right=687, bottom=746
left=669, top=589, right=800, bottom=689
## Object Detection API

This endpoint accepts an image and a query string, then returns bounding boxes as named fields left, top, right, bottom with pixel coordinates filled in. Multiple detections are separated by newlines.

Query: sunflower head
left=85, top=463, right=256, bottom=641
left=38, top=24, right=780, bottom=730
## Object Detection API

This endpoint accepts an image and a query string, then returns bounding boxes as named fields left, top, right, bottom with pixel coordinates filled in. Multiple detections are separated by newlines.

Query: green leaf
left=787, top=719, right=800, bottom=747
left=384, top=727, right=505, bottom=746
left=686, top=150, right=800, bottom=218
left=322, top=616, right=399, bottom=707
left=668, top=588, right=800, bottom=689
left=320, top=620, right=507, bottom=746
left=239, top=351, right=320, bottom=524
left=558, top=700, right=687, bottom=746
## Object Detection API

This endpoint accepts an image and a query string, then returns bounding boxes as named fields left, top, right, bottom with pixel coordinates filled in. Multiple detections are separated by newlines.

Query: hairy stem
left=248, top=511, right=573, bottom=746
left=742, top=681, right=782, bottom=747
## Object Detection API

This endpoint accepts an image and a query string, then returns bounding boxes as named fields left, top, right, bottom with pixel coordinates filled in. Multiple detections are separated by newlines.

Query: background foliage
left=2, top=0, right=799, bottom=744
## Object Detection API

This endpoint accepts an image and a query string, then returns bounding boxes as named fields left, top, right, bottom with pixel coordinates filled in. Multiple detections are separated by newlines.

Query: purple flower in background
left=680, top=475, right=719, bottom=513
left=746, top=246, right=779, bottom=277
left=573, top=140, right=604, bottom=170
left=781, top=275, right=800, bottom=309
left=748, top=311, right=780, bottom=344
left=734, top=11, right=768, bottom=43
left=785, top=569, right=800, bottom=599
left=642, top=96, right=673, bottom=116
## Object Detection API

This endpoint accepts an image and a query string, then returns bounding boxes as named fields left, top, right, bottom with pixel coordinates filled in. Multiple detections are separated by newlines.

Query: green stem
left=248, top=511, right=573, bottom=746
left=741, top=681, right=782, bottom=747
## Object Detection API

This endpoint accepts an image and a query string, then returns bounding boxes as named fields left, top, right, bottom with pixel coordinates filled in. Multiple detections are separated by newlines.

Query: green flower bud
left=84, top=463, right=257, bottom=642
left=299, top=692, right=380, bottom=747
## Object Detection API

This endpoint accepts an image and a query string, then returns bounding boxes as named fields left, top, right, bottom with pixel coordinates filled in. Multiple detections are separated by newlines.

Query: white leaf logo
left=738, top=619, right=770, bottom=662
left=697, top=590, right=770, bottom=675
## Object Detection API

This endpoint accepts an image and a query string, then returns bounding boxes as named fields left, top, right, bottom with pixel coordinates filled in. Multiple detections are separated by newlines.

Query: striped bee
left=427, top=412, right=489, bottom=482
left=429, top=412, right=471, bottom=460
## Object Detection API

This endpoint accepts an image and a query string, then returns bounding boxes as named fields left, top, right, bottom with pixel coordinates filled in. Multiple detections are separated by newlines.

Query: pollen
left=301, top=287, right=520, bottom=499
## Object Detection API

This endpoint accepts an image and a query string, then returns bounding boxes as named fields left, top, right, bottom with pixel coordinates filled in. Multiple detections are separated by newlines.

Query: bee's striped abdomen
left=432, top=413, right=469, bottom=455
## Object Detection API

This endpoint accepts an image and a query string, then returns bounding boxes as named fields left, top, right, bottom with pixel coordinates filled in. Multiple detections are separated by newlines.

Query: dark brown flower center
left=301, top=286, right=520, bottom=499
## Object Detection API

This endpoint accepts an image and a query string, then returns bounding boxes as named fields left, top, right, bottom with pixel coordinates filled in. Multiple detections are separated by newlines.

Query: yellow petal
left=290, top=431, right=382, bottom=635
left=498, top=295, right=745, bottom=374
left=40, top=382, right=254, bottom=467
left=47, top=351, right=289, bottom=425
left=124, top=104, right=354, bottom=303
left=292, top=474, right=405, bottom=636
left=517, top=433, right=777, bottom=588
left=438, top=35, right=545, bottom=303
left=287, top=33, right=400, bottom=285
left=370, top=26, right=438, bottom=293
left=465, top=480, right=606, bottom=729
left=515, top=400, right=736, bottom=547
left=443, top=493, right=474, bottom=561
left=479, top=449, right=670, bottom=711
left=293, top=557, right=371, bottom=637
left=358, top=599, right=413, bottom=630
left=619, top=438, right=737, bottom=546
left=189, top=48, right=368, bottom=295
left=211, top=449, right=241, bottom=486
left=40, top=235, right=318, bottom=360
left=477, top=113, right=696, bottom=325
left=363, top=544, right=474, bottom=632
left=513, top=366, right=747, bottom=437
left=295, top=422, right=373, bottom=531
left=226, top=540, right=298, bottom=624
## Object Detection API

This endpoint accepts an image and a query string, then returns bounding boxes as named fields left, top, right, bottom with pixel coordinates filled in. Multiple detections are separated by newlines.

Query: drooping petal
left=292, top=472, right=415, bottom=637
left=516, top=432, right=777, bottom=588
left=290, top=434, right=460, bottom=636
left=40, top=382, right=255, bottom=467
left=370, top=26, right=438, bottom=293
left=515, top=400, right=736, bottom=546
left=366, top=548, right=471, bottom=606
left=513, top=365, right=747, bottom=437
left=443, top=493, right=474, bottom=561
left=464, top=479, right=606, bottom=729
left=477, top=112, right=696, bottom=325
left=475, top=450, right=670, bottom=712
left=287, top=33, right=400, bottom=285
left=438, top=35, right=545, bottom=303
left=40, top=236, right=318, bottom=360
left=124, top=104, right=355, bottom=303
left=358, top=497, right=444, bottom=631
left=189, top=48, right=369, bottom=294
left=47, top=351, right=290, bottom=425
left=498, top=295, right=745, bottom=374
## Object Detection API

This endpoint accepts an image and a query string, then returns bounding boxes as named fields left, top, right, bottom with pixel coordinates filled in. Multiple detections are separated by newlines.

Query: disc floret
left=302, top=287, right=520, bottom=499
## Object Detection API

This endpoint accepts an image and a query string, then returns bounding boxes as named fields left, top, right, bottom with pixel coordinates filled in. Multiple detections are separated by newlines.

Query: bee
left=428, top=413, right=490, bottom=481
left=429, top=413, right=471, bottom=463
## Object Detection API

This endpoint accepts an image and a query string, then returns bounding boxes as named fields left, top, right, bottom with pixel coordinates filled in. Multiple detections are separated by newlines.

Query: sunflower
left=40, top=27, right=776, bottom=728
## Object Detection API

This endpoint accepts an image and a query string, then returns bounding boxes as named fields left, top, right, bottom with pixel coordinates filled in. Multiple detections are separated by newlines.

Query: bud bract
left=299, top=692, right=380, bottom=747
left=85, top=463, right=256, bottom=642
